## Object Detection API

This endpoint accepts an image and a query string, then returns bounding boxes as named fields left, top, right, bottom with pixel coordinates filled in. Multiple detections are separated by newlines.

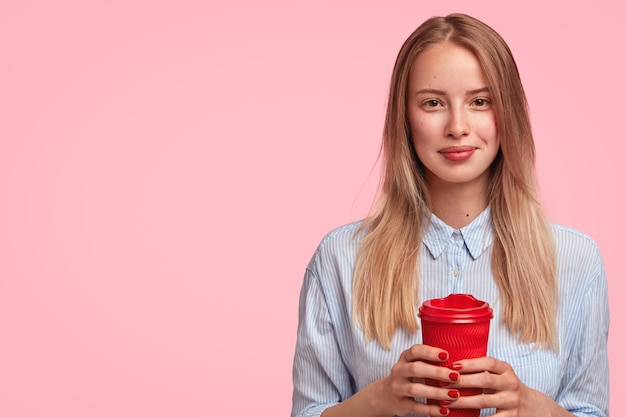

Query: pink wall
left=1, top=1, right=622, bottom=415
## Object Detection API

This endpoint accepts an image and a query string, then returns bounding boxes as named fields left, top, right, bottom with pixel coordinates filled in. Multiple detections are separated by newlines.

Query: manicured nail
left=438, top=352, right=448, bottom=360
left=440, top=400, right=452, bottom=406
left=440, top=407, right=449, bottom=415
left=449, top=372, right=459, bottom=381
left=452, top=363, right=463, bottom=371
left=448, top=390, right=460, bottom=398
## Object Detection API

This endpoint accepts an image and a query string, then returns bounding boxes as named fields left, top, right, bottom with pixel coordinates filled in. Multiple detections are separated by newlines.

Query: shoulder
left=306, top=220, right=365, bottom=276
left=550, top=222, right=602, bottom=258
left=550, top=222, right=606, bottom=289
left=318, top=221, right=364, bottom=250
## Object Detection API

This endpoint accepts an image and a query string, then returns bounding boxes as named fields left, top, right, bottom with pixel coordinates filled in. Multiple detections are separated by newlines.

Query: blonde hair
left=353, top=13, right=557, bottom=349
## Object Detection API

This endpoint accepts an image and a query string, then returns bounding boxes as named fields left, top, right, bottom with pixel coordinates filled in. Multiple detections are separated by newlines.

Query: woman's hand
left=448, top=357, right=574, bottom=417
left=372, top=344, right=463, bottom=417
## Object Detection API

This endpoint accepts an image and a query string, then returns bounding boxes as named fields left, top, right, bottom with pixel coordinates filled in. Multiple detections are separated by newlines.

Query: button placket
left=450, top=231, right=464, bottom=293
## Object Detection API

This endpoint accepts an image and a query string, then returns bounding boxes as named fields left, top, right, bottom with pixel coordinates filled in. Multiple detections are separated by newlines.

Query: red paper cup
left=418, top=294, right=493, bottom=417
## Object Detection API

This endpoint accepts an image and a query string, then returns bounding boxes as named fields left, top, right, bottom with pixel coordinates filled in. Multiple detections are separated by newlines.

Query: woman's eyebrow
left=414, top=87, right=490, bottom=96
left=414, top=88, right=445, bottom=96
left=466, top=87, right=490, bottom=96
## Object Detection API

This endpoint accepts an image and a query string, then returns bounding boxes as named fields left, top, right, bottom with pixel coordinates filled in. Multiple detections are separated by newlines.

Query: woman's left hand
left=447, top=357, right=572, bottom=416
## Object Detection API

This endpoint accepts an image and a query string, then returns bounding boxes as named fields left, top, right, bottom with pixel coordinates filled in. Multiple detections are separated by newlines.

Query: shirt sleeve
left=291, top=253, right=354, bottom=417
left=556, top=244, right=610, bottom=417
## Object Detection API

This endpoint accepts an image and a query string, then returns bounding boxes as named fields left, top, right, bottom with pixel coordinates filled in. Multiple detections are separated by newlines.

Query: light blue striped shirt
left=292, top=208, right=609, bottom=417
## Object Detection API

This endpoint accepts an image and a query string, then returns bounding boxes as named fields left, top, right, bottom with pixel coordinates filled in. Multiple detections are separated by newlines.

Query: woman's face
left=406, top=42, right=499, bottom=190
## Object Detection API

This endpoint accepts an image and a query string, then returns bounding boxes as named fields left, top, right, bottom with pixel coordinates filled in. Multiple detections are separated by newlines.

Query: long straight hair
left=353, top=13, right=557, bottom=350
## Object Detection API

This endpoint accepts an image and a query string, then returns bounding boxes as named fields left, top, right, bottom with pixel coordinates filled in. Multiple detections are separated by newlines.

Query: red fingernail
left=440, top=407, right=449, bottom=415
left=440, top=400, right=451, bottom=406
left=438, top=352, right=448, bottom=360
left=449, top=372, right=459, bottom=381
left=448, top=390, right=460, bottom=398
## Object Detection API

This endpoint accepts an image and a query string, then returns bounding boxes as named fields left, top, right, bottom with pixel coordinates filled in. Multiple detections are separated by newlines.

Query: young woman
left=291, top=13, right=609, bottom=417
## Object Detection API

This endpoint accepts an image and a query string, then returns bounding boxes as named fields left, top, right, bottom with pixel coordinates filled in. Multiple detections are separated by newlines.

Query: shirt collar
left=422, top=206, right=494, bottom=260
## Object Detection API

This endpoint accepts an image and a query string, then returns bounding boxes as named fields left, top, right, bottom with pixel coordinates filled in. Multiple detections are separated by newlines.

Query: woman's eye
left=424, top=99, right=441, bottom=108
left=473, top=98, right=490, bottom=107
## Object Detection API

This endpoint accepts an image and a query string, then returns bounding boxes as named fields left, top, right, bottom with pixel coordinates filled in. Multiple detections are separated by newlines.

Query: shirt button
left=453, top=270, right=459, bottom=277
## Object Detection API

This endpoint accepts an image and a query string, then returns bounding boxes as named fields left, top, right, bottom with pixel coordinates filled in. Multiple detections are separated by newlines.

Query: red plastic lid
left=418, top=294, right=493, bottom=323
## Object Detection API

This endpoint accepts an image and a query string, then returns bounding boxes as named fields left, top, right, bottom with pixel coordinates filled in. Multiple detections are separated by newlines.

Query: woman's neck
left=428, top=180, right=489, bottom=229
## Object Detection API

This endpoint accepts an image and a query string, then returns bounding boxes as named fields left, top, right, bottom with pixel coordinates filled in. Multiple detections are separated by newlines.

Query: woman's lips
left=439, top=146, right=476, bottom=161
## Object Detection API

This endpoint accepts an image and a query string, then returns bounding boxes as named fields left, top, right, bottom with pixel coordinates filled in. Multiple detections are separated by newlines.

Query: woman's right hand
left=375, top=344, right=461, bottom=416
left=321, top=344, right=461, bottom=417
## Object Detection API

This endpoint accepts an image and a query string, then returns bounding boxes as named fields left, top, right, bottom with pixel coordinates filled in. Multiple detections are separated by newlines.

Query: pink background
left=1, top=1, right=623, bottom=415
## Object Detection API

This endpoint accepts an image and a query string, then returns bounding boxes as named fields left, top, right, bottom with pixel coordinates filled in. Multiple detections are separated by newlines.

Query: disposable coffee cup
left=418, top=294, right=493, bottom=417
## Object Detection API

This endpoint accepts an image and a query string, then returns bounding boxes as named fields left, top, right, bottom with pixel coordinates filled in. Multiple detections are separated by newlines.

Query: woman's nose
left=445, top=109, right=470, bottom=139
